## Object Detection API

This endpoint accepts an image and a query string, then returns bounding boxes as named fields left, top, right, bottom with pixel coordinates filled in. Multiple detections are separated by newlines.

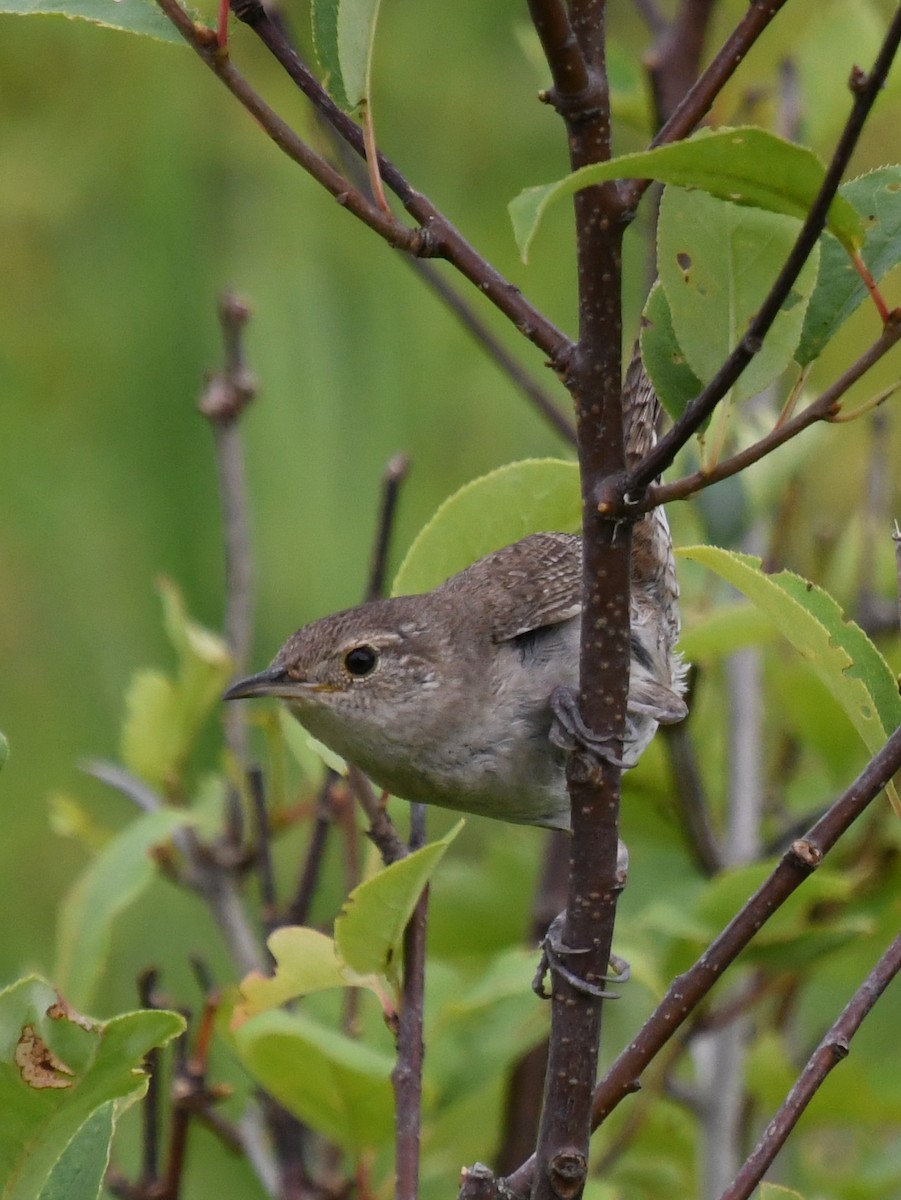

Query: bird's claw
left=532, top=912, right=630, bottom=1000
left=549, top=685, right=627, bottom=769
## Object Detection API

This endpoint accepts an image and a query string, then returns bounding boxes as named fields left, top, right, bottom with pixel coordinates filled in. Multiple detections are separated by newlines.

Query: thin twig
left=627, top=12, right=901, bottom=495
left=643, top=0, right=718, bottom=131
left=347, top=764, right=407, bottom=865
left=392, top=805, right=429, bottom=1200
left=200, top=291, right=258, bottom=843
left=137, top=969, right=162, bottom=1189
left=621, top=0, right=792, bottom=210
left=495, top=831, right=569, bottom=1174
left=155, top=0, right=426, bottom=254
left=720, top=931, right=901, bottom=1200
left=224, top=0, right=575, bottom=370
left=247, top=765, right=278, bottom=938
left=500, top=724, right=901, bottom=1199
left=647, top=316, right=901, bottom=508
left=285, top=771, right=344, bottom=926
left=366, top=454, right=410, bottom=602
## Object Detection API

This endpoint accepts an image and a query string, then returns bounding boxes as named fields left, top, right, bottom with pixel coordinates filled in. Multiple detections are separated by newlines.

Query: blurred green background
left=2, top=3, right=901, bottom=1190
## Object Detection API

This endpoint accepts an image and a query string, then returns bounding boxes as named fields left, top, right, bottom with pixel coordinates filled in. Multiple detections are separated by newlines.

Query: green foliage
left=232, top=1007, right=396, bottom=1151
left=120, top=579, right=232, bottom=789
left=657, top=188, right=819, bottom=405
left=54, top=808, right=195, bottom=1009
left=509, top=126, right=865, bottom=262
left=798, top=167, right=901, bottom=365
left=0, top=0, right=183, bottom=41
left=0, top=976, right=183, bottom=1199
left=312, top=0, right=384, bottom=112
left=680, top=547, right=901, bottom=792
left=640, top=281, right=705, bottom=425
left=0, top=733, right=8, bottom=773
left=235, top=821, right=462, bottom=1021
left=3, top=3, right=901, bottom=1198
left=393, top=458, right=579, bottom=596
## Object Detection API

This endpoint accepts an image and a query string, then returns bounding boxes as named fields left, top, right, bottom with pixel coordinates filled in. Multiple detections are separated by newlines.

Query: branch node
left=788, top=837, right=822, bottom=869
left=546, top=1150, right=587, bottom=1200
left=848, top=63, right=869, bottom=94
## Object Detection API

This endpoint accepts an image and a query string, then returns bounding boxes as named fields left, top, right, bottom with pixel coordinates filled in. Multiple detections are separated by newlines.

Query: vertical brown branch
left=527, top=5, right=635, bottom=1200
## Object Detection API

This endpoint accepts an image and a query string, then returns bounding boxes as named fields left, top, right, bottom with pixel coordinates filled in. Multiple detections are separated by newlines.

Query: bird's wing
left=440, top=532, right=582, bottom=643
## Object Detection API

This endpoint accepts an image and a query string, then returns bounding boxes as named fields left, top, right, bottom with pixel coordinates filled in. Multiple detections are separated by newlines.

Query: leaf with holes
left=658, top=188, right=819, bottom=405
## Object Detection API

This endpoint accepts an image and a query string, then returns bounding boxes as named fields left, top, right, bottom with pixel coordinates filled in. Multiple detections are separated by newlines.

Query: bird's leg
left=532, top=841, right=630, bottom=1000
left=549, top=684, right=628, bottom=769
left=532, top=913, right=631, bottom=1000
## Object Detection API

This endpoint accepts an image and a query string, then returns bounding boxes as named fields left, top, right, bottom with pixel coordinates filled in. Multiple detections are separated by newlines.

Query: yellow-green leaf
left=335, top=821, right=463, bottom=975
left=509, top=127, right=863, bottom=263
left=392, top=459, right=579, bottom=597
left=680, top=547, right=901, bottom=804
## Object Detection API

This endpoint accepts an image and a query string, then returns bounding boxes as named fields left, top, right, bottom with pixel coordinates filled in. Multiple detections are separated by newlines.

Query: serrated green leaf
left=509, top=126, right=863, bottom=263
left=797, top=167, right=901, bottom=366
left=658, top=188, right=818, bottom=405
left=0, top=0, right=185, bottom=42
left=640, top=280, right=706, bottom=423
left=231, top=1008, right=394, bottom=1151
left=312, top=0, right=384, bottom=112
left=233, top=927, right=385, bottom=1025
left=336, top=822, right=463, bottom=975
left=392, top=459, right=579, bottom=597
left=54, top=808, right=192, bottom=1008
left=679, top=547, right=901, bottom=798
left=0, top=976, right=183, bottom=1200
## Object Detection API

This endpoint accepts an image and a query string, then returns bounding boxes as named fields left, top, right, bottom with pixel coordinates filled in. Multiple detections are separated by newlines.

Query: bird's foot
left=549, top=685, right=627, bottom=769
left=532, top=911, right=630, bottom=1000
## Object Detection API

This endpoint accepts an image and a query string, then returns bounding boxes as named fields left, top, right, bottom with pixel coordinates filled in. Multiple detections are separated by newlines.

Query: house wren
left=225, top=362, right=686, bottom=829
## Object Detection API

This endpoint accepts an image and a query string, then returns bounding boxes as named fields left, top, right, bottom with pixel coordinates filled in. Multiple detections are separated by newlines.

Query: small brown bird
left=225, top=362, right=687, bottom=831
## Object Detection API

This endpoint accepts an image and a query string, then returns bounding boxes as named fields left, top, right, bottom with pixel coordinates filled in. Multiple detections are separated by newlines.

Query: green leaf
left=279, top=707, right=347, bottom=777
left=0, top=976, right=183, bottom=1200
left=231, top=1009, right=394, bottom=1151
left=797, top=167, right=901, bottom=366
left=640, top=280, right=706, bottom=424
left=38, top=1103, right=113, bottom=1200
left=0, top=733, right=8, bottom=772
left=677, top=603, right=776, bottom=663
left=509, top=126, right=863, bottom=263
left=658, top=188, right=819, bottom=405
left=233, top=927, right=386, bottom=1025
left=335, top=821, right=463, bottom=975
left=120, top=579, right=232, bottom=787
left=0, top=0, right=185, bottom=42
left=312, top=0, right=384, bottom=112
left=392, top=459, right=579, bottom=597
left=679, top=547, right=901, bottom=793
left=54, top=808, right=192, bottom=1008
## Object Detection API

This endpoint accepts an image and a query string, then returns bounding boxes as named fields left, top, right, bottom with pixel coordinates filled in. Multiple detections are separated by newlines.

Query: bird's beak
left=223, top=667, right=297, bottom=702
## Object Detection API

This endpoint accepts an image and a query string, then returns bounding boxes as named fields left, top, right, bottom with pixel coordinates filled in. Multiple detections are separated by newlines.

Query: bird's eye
left=344, top=645, right=379, bottom=677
